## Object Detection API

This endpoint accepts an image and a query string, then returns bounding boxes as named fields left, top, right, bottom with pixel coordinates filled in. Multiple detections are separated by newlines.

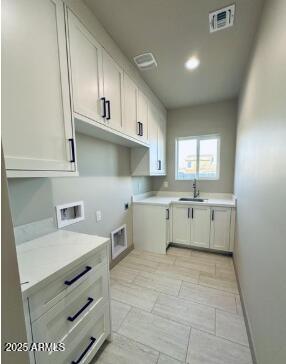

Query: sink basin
left=179, top=197, right=207, bottom=202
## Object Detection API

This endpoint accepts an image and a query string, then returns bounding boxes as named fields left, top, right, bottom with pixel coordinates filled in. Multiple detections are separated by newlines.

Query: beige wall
left=8, top=133, right=152, bottom=247
left=234, top=1, right=286, bottom=363
left=153, top=99, right=237, bottom=193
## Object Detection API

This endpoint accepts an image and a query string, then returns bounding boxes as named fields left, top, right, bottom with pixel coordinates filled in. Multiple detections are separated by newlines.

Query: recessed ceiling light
left=185, top=56, right=200, bottom=70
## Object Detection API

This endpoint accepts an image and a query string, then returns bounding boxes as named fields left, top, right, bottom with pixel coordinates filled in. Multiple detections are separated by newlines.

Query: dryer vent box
left=209, top=4, right=235, bottom=33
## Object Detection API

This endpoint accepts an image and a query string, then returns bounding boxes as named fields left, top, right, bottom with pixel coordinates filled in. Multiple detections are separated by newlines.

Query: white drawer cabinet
left=18, top=232, right=111, bottom=364
left=2, top=0, right=76, bottom=177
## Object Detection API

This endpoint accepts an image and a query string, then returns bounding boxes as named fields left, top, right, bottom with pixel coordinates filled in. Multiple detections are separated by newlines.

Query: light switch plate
left=163, top=181, right=169, bottom=188
left=96, top=210, right=102, bottom=222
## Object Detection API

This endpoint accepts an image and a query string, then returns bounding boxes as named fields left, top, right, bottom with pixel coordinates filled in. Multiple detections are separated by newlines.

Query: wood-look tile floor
left=92, top=247, right=253, bottom=364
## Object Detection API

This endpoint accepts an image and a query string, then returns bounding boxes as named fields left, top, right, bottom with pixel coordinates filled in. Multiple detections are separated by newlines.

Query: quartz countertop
left=132, top=193, right=236, bottom=208
left=16, top=230, right=109, bottom=297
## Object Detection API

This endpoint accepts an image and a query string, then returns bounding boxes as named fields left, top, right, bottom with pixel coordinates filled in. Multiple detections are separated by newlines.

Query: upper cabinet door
left=190, top=206, right=211, bottom=248
left=2, top=0, right=75, bottom=175
left=123, top=73, right=138, bottom=138
left=67, top=10, right=103, bottom=123
left=102, top=50, right=123, bottom=132
left=137, top=91, right=149, bottom=142
left=157, top=115, right=166, bottom=175
left=148, top=106, right=159, bottom=175
left=210, top=208, right=231, bottom=251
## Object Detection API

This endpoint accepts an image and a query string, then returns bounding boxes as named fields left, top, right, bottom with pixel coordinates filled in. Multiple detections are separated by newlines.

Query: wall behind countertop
left=152, top=99, right=237, bottom=194
left=8, top=133, right=152, bottom=246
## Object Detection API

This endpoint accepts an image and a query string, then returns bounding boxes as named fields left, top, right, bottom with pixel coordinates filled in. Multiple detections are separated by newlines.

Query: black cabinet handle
left=68, top=138, right=76, bottom=163
left=67, top=297, right=94, bottom=322
left=191, top=207, right=194, bottom=219
left=188, top=208, right=190, bottom=218
left=212, top=210, right=215, bottom=221
left=137, top=121, right=141, bottom=136
left=64, top=266, right=92, bottom=286
left=106, top=100, right=111, bottom=120
left=140, top=122, right=144, bottom=136
left=158, top=160, right=162, bottom=170
left=166, top=208, right=170, bottom=220
left=71, top=337, right=96, bottom=364
left=100, top=97, right=106, bottom=118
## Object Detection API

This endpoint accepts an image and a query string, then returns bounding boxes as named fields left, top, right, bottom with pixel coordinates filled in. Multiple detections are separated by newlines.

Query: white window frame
left=175, top=134, right=220, bottom=181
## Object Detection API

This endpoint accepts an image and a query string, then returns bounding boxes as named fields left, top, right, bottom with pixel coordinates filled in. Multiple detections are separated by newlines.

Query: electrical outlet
left=163, top=181, right=169, bottom=188
left=96, top=210, right=102, bottom=222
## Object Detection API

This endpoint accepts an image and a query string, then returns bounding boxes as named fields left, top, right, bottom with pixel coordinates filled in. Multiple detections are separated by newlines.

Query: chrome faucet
left=192, top=178, right=200, bottom=198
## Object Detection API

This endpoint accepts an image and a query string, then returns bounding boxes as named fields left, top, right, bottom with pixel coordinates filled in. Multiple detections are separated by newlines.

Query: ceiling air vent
left=133, top=52, right=157, bottom=70
left=209, top=4, right=235, bottom=33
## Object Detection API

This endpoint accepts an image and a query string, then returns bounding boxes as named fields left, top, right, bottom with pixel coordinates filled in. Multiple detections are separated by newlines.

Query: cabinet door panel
left=123, top=73, right=138, bottom=138
left=102, top=50, right=123, bottom=131
left=68, top=10, right=103, bottom=123
left=210, top=208, right=231, bottom=251
left=148, top=106, right=159, bottom=175
left=158, top=116, right=166, bottom=174
left=2, top=0, right=74, bottom=173
left=190, top=206, right=211, bottom=248
left=137, top=91, right=148, bottom=142
left=172, top=206, right=191, bottom=245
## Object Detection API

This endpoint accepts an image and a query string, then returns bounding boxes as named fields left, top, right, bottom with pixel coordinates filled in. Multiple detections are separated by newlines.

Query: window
left=176, top=135, right=220, bottom=180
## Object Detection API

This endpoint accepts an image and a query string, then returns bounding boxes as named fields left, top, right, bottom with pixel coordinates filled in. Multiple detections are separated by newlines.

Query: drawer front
left=29, top=247, right=107, bottom=322
left=32, top=264, right=109, bottom=344
left=34, top=304, right=110, bottom=364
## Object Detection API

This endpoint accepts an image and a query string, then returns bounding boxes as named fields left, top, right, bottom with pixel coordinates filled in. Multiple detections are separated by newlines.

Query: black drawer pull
left=64, top=266, right=92, bottom=286
left=67, top=297, right=94, bottom=322
left=71, top=336, right=96, bottom=364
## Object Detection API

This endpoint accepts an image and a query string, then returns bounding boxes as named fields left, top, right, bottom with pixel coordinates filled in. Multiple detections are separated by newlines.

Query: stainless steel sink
left=179, top=197, right=207, bottom=202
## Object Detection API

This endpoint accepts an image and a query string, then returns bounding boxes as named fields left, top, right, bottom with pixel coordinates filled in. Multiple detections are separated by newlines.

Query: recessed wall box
left=56, top=201, right=85, bottom=228
left=111, top=224, right=128, bottom=259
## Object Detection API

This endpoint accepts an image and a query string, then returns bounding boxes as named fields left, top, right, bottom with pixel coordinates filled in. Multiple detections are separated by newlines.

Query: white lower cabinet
left=190, top=206, right=211, bottom=248
left=210, top=207, right=232, bottom=251
left=172, top=206, right=190, bottom=245
left=172, top=204, right=234, bottom=252
left=133, top=204, right=170, bottom=254
left=25, top=247, right=111, bottom=364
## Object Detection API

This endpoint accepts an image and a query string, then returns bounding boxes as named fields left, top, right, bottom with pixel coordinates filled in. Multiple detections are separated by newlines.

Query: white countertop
left=16, top=230, right=109, bottom=297
left=132, top=192, right=236, bottom=208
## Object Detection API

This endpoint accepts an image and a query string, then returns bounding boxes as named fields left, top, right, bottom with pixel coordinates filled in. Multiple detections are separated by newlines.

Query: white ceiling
left=84, top=0, right=264, bottom=109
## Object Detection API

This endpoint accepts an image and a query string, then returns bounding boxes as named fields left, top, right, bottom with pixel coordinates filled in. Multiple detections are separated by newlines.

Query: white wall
left=153, top=99, right=237, bottom=193
left=234, top=1, right=286, bottom=363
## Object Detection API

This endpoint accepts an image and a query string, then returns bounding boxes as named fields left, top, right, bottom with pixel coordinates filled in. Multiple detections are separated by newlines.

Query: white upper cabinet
left=172, top=205, right=191, bottom=245
left=157, top=114, right=166, bottom=174
left=67, top=10, right=103, bottom=123
left=190, top=206, right=211, bottom=248
left=2, top=0, right=76, bottom=177
left=130, top=103, right=167, bottom=176
left=210, top=207, right=231, bottom=251
left=123, top=73, right=138, bottom=139
left=137, top=90, right=149, bottom=142
left=102, top=50, right=124, bottom=132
